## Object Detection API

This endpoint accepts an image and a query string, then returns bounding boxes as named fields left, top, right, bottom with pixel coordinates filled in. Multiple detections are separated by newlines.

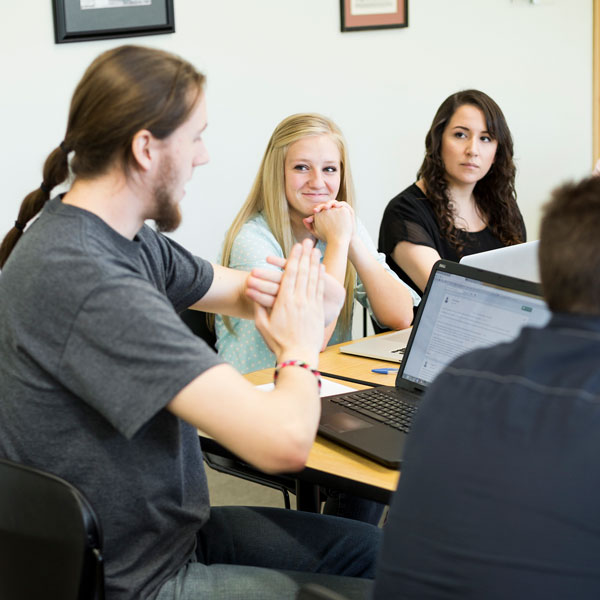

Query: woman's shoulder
left=234, top=212, right=276, bottom=243
left=386, top=183, right=430, bottom=211
left=238, top=211, right=269, bottom=232
left=230, top=212, right=283, bottom=265
left=391, top=182, right=427, bottom=203
left=384, top=183, right=434, bottom=221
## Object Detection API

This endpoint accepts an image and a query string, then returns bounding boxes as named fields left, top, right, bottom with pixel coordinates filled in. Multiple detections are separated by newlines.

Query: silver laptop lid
left=460, top=241, right=540, bottom=283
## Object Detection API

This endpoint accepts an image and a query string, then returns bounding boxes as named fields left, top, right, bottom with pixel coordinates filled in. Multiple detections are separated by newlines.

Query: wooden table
left=243, top=334, right=402, bottom=510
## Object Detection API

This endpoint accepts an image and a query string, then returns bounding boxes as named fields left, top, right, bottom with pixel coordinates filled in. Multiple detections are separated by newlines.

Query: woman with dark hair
left=378, top=89, right=525, bottom=296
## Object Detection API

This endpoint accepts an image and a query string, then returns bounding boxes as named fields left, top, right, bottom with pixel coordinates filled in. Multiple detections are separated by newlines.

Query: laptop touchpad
left=321, top=411, right=373, bottom=433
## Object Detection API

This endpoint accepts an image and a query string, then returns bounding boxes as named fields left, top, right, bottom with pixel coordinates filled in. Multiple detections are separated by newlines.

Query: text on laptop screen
left=402, top=270, right=551, bottom=386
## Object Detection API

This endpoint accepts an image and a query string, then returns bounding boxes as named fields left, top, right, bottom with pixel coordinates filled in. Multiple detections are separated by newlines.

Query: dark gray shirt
left=0, top=198, right=223, bottom=599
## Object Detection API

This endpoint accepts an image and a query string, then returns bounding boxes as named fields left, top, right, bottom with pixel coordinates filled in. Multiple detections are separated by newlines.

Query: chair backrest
left=180, top=309, right=217, bottom=350
left=0, top=458, right=105, bottom=600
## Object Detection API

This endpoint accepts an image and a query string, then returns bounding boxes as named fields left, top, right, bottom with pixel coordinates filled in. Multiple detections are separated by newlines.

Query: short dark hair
left=539, top=176, right=600, bottom=315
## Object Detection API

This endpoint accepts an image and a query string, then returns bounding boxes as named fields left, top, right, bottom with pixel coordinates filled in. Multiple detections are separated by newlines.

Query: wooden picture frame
left=52, top=0, right=175, bottom=44
left=340, top=0, right=408, bottom=32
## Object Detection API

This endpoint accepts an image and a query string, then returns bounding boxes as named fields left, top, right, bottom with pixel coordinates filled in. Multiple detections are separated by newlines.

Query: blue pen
left=371, top=367, right=399, bottom=374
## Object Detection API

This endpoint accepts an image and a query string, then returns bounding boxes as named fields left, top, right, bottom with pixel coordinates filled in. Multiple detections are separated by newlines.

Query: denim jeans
left=156, top=506, right=380, bottom=600
left=322, top=489, right=386, bottom=525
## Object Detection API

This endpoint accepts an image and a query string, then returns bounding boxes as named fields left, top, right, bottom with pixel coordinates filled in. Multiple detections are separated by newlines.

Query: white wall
left=0, top=0, right=593, bottom=262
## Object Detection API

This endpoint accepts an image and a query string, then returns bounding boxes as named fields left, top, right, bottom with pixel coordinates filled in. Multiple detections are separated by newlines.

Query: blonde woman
left=216, top=113, right=419, bottom=375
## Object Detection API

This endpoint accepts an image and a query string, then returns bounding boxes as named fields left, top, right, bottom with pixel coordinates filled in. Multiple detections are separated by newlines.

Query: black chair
left=180, top=309, right=298, bottom=509
left=0, top=457, right=105, bottom=600
left=180, top=308, right=217, bottom=350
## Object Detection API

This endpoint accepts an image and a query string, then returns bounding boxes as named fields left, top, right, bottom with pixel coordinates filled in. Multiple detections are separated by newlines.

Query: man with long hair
left=0, top=45, right=378, bottom=600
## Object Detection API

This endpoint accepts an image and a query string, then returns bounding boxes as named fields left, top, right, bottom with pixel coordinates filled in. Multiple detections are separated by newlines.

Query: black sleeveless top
left=378, top=183, right=526, bottom=296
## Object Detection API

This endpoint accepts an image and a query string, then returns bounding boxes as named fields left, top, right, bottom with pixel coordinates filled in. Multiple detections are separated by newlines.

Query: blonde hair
left=221, top=113, right=357, bottom=333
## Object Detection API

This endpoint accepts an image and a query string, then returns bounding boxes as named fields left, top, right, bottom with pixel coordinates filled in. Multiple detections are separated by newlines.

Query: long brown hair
left=0, top=45, right=205, bottom=268
left=417, top=89, right=524, bottom=256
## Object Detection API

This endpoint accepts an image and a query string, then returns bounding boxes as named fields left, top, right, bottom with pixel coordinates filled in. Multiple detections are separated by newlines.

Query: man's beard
left=153, top=156, right=182, bottom=233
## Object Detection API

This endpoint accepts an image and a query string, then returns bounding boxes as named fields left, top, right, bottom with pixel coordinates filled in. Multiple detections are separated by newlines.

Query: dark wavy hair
left=417, top=89, right=524, bottom=256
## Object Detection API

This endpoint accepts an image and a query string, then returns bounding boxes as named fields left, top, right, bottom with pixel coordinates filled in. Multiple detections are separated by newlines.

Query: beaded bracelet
left=274, top=360, right=322, bottom=392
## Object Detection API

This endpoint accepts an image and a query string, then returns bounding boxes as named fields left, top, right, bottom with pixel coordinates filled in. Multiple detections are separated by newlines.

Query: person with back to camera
left=0, top=45, right=381, bottom=600
left=373, top=176, right=600, bottom=599
left=378, top=89, right=526, bottom=297
left=215, top=112, right=420, bottom=524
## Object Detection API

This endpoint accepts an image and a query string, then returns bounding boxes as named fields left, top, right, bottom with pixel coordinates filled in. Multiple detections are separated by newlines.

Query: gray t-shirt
left=0, top=198, right=223, bottom=599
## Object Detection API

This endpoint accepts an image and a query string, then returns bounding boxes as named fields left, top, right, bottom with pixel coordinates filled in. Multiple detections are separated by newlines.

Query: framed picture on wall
left=52, top=0, right=175, bottom=44
left=340, top=0, right=408, bottom=32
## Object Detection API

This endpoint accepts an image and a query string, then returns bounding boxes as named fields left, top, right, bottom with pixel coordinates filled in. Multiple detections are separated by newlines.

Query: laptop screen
left=401, top=266, right=551, bottom=387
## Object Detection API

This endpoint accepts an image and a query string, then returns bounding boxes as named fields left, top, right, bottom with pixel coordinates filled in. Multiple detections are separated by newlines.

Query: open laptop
left=339, top=328, right=411, bottom=363
left=340, top=242, right=540, bottom=363
left=460, top=240, right=540, bottom=282
left=319, top=259, right=551, bottom=468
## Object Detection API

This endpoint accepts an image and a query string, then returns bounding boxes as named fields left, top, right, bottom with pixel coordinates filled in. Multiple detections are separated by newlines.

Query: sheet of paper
left=256, top=378, right=356, bottom=397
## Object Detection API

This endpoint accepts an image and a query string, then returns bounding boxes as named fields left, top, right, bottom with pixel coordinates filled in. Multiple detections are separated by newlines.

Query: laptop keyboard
left=330, top=388, right=418, bottom=433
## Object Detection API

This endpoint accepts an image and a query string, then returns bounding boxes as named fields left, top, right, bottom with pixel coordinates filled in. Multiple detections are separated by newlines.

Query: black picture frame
left=52, top=0, right=175, bottom=44
left=340, top=0, right=408, bottom=32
